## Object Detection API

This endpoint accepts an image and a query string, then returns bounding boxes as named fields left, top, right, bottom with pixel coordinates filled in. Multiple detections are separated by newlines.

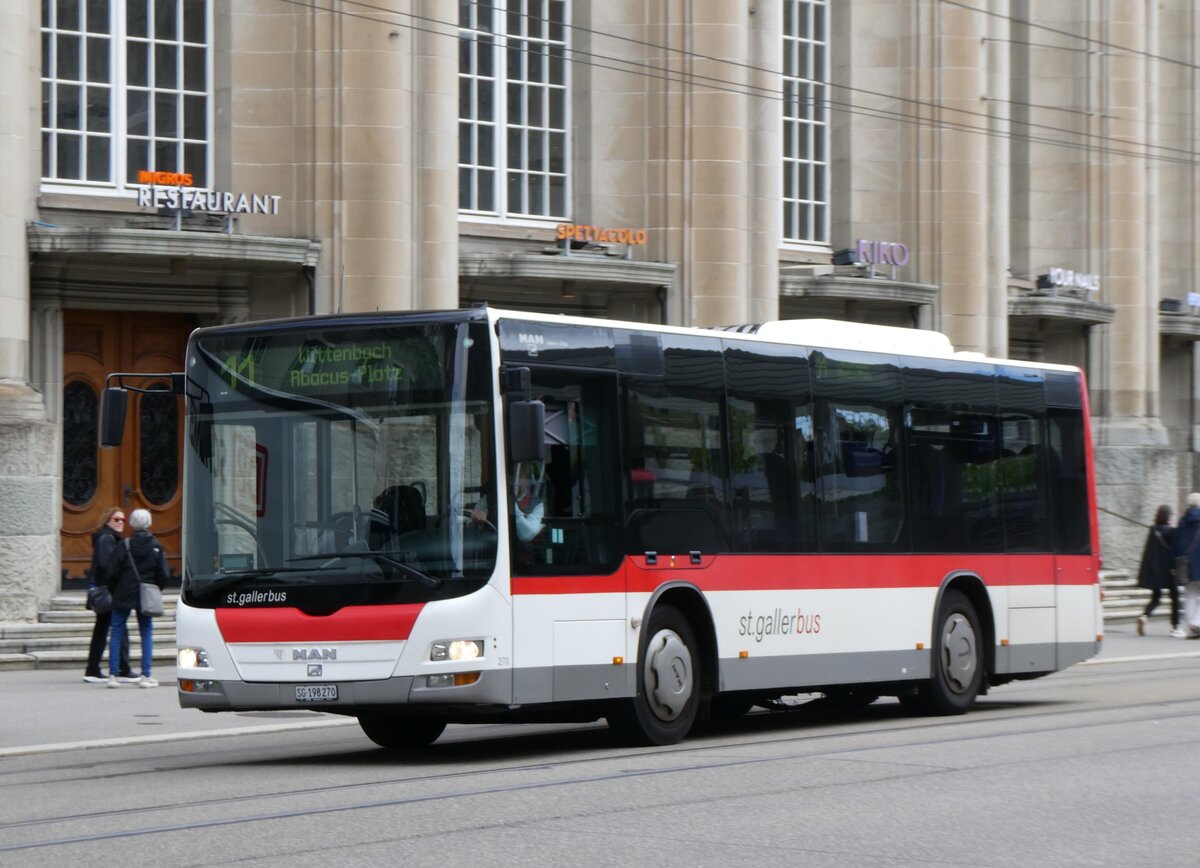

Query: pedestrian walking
left=1135, top=505, right=1182, bottom=637
left=1172, top=492, right=1200, bottom=639
left=82, top=507, right=132, bottom=683
left=106, top=509, right=169, bottom=688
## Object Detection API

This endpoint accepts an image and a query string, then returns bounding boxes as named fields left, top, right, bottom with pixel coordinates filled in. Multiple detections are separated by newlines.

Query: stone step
left=0, top=633, right=176, bottom=653
left=48, top=593, right=180, bottom=612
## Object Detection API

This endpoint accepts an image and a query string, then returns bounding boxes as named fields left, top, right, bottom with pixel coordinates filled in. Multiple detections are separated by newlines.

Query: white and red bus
left=128, top=307, right=1101, bottom=747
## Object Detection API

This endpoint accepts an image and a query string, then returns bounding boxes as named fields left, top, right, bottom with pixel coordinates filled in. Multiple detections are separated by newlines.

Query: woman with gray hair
left=1173, top=493, right=1200, bottom=639
left=106, top=508, right=170, bottom=687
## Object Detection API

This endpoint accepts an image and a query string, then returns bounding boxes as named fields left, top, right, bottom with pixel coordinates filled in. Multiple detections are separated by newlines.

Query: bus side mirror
left=99, top=387, right=129, bottom=447
left=508, top=400, right=545, bottom=464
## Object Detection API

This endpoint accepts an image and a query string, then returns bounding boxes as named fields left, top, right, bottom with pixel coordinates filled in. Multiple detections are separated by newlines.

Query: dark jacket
left=1136, top=522, right=1175, bottom=590
left=90, top=525, right=121, bottom=587
left=1173, top=506, right=1200, bottom=584
left=108, top=530, right=169, bottom=611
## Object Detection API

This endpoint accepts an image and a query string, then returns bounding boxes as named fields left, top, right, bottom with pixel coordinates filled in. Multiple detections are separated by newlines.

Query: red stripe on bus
left=510, top=553, right=1099, bottom=596
left=215, top=604, right=424, bottom=642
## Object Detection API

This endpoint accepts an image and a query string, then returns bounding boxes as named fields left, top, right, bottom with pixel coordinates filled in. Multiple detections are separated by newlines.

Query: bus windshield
left=181, top=318, right=497, bottom=608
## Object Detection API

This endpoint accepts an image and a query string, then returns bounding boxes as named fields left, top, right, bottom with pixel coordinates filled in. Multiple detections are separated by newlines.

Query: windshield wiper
left=288, top=551, right=442, bottom=589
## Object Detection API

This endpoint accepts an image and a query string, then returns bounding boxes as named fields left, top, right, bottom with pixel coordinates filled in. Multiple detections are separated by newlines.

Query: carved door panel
left=61, top=310, right=191, bottom=587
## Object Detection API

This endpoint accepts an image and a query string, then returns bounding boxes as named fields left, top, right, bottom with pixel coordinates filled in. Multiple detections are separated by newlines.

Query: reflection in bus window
left=816, top=402, right=904, bottom=551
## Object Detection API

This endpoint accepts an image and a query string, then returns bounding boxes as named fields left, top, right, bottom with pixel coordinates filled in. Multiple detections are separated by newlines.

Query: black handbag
left=86, top=584, right=113, bottom=614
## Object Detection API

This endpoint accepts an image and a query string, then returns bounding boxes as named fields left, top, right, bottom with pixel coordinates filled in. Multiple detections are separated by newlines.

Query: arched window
left=63, top=380, right=99, bottom=506
left=139, top=386, right=178, bottom=504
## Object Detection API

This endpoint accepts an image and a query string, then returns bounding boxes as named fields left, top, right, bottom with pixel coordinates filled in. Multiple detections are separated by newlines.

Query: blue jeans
left=110, top=607, right=153, bottom=678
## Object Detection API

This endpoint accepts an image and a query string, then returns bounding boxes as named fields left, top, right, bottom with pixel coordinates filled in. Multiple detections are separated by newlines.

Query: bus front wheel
left=357, top=714, right=446, bottom=750
left=908, top=589, right=983, bottom=715
left=607, top=605, right=701, bottom=746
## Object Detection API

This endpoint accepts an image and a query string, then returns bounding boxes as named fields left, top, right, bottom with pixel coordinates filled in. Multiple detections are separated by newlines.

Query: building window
left=781, top=0, right=829, bottom=244
left=459, top=0, right=567, bottom=220
left=41, top=0, right=211, bottom=191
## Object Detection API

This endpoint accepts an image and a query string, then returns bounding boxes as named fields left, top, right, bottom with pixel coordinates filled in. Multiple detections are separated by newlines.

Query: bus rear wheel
left=907, top=589, right=983, bottom=715
left=607, top=605, right=701, bottom=745
left=357, top=713, right=446, bottom=750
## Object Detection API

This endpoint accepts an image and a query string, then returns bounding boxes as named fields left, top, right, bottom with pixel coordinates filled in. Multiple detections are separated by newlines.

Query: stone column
left=931, top=0, right=990, bottom=353
left=0, top=5, right=58, bottom=621
left=241, top=2, right=455, bottom=315
left=413, top=0, right=459, bottom=310
left=685, top=1, right=755, bottom=327
left=985, top=0, right=1010, bottom=358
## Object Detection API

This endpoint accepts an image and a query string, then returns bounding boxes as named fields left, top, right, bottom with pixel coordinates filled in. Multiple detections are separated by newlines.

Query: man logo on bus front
left=293, top=648, right=336, bottom=660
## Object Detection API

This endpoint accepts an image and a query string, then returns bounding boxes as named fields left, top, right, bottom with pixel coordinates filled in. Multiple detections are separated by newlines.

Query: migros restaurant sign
left=135, top=170, right=282, bottom=215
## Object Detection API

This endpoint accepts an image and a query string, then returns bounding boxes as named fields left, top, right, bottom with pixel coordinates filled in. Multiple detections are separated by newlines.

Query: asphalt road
left=2, top=624, right=1200, bottom=866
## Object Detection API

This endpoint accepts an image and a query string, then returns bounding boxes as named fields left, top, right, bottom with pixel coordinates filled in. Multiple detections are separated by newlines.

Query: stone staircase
left=0, top=593, right=178, bottom=672
left=0, top=573, right=1160, bottom=672
left=1100, top=569, right=1157, bottom=622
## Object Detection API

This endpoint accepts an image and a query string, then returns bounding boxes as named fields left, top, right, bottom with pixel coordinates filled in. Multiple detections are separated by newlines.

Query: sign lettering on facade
left=856, top=238, right=910, bottom=267
left=135, top=168, right=282, bottom=216
left=1039, top=267, right=1100, bottom=294
left=556, top=223, right=648, bottom=245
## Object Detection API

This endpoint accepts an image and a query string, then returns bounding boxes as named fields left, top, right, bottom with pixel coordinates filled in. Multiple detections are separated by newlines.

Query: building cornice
left=779, top=268, right=938, bottom=305
left=1007, top=294, right=1116, bottom=325
left=26, top=224, right=321, bottom=267
left=1159, top=313, right=1200, bottom=341
left=460, top=252, right=675, bottom=287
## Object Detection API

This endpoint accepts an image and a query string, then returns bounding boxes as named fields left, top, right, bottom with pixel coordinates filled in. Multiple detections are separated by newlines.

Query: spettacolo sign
left=556, top=223, right=647, bottom=245
left=135, top=170, right=281, bottom=215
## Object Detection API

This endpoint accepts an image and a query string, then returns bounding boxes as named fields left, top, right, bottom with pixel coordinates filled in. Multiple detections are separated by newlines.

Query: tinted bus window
left=907, top=409, right=1004, bottom=552
left=725, top=343, right=816, bottom=553
left=623, top=337, right=728, bottom=555
left=1048, top=406, right=1091, bottom=553
left=811, top=351, right=907, bottom=552
left=1000, top=414, right=1051, bottom=551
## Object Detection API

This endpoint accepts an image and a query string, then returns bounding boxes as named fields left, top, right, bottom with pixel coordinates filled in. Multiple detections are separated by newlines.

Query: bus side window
left=814, top=401, right=906, bottom=552
left=1000, top=415, right=1051, bottom=552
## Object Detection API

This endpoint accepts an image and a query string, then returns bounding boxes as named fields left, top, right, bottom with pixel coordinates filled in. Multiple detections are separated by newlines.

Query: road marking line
left=1082, top=651, right=1200, bottom=665
left=0, top=717, right=358, bottom=758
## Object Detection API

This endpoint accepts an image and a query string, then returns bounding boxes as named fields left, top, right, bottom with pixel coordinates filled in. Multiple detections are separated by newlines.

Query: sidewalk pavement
left=1, top=621, right=1197, bottom=757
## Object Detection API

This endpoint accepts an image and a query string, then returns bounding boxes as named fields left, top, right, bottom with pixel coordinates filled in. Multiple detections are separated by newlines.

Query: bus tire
left=607, top=605, right=700, bottom=745
left=912, top=589, right=983, bottom=715
left=357, top=714, right=446, bottom=750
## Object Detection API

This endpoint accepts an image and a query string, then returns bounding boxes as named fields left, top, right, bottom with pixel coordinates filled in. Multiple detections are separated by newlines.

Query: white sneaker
left=1171, top=627, right=1188, bottom=638
left=1136, top=615, right=1147, bottom=636
left=138, top=676, right=158, bottom=689
left=82, top=674, right=106, bottom=684
left=106, top=676, right=120, bottom=688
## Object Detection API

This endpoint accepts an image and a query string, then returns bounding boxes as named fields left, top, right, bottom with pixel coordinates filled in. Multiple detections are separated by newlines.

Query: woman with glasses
left=82, top=507, right=132, bottom=683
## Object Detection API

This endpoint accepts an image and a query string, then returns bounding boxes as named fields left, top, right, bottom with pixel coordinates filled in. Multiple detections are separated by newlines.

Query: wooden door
left=61, top=310, right=192, bottom=588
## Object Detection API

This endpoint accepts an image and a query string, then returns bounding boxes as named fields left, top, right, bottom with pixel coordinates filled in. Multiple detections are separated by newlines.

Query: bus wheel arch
left=607, top=586, right=715, bottom=745
left=907, top=576, right=991, bottom=716
left=939, top=574, right=996, bottom=690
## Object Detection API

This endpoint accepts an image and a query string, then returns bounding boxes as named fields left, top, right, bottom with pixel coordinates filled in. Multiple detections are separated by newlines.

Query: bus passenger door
left=508, top=368, right=626, bottom=705
left=1001, top=412, right=1056, bottom=673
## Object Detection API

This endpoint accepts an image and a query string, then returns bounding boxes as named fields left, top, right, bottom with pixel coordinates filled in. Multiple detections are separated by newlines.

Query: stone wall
left=1094, top=443, right=1178, bottom=573
left=0, top=388, right=59, bottom=622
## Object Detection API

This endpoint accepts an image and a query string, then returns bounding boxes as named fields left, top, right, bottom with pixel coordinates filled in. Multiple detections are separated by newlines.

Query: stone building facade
left=0, top=0, right=1196, bottom=619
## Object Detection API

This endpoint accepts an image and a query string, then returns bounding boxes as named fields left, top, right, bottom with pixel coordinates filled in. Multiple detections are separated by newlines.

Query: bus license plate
left=295, top=685, right=338, bottom=702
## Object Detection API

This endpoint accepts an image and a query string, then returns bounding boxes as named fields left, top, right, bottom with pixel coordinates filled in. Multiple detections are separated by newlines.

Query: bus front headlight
left=178, top=647, right=210, bottom=669
left=430, top=639, right=484, bottom=662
